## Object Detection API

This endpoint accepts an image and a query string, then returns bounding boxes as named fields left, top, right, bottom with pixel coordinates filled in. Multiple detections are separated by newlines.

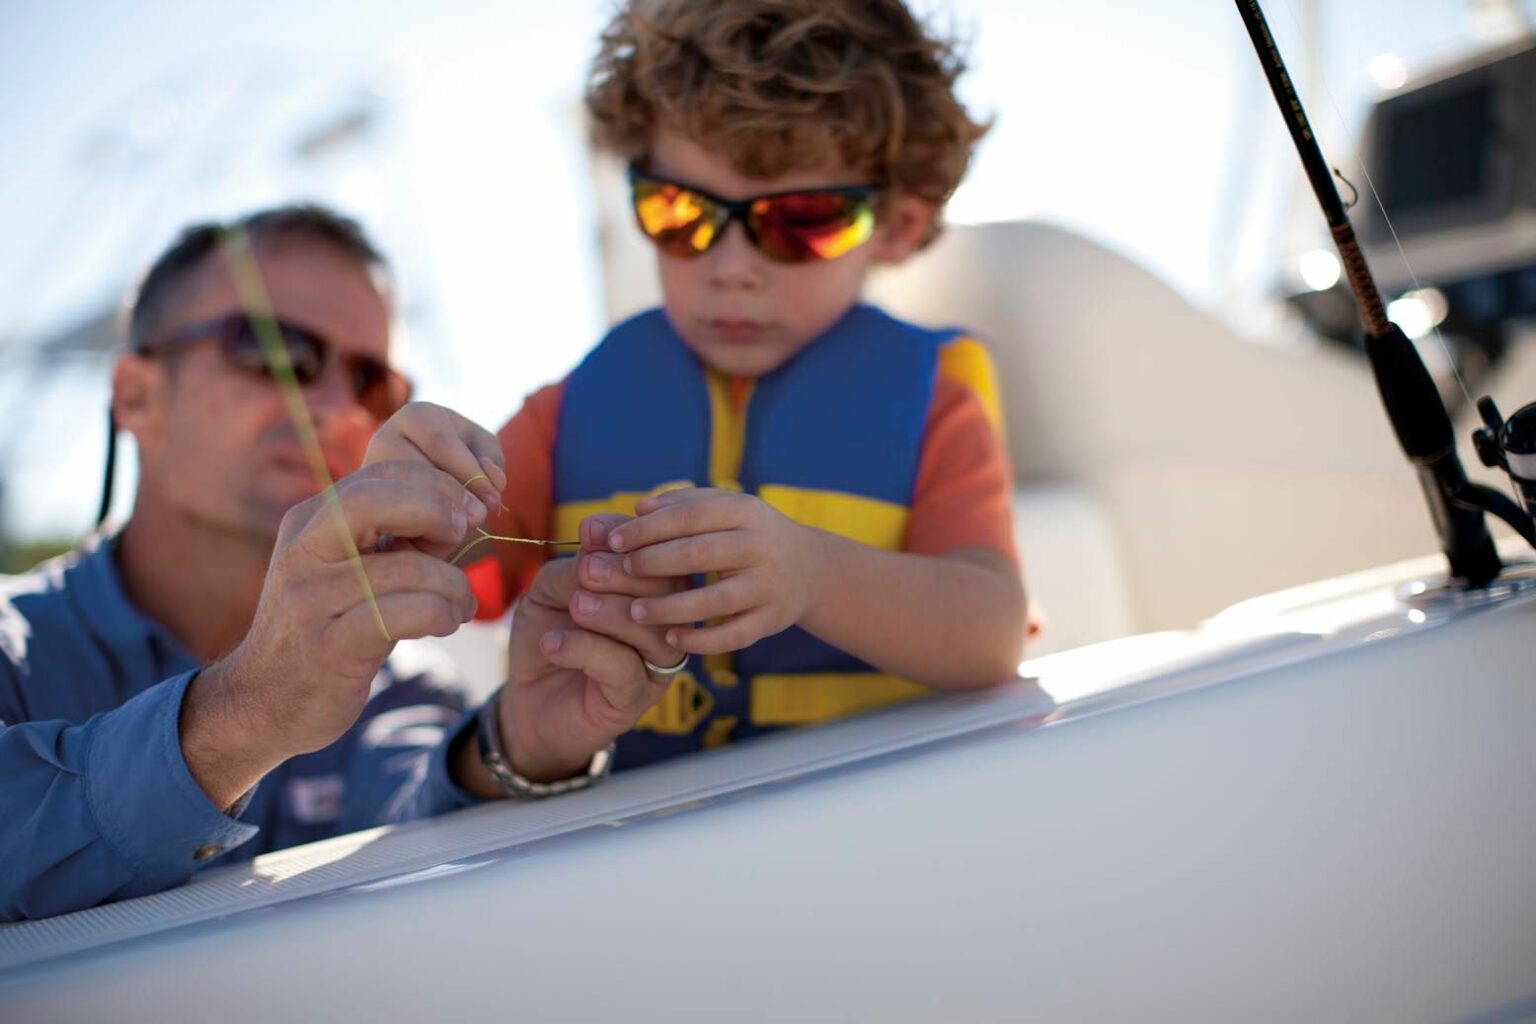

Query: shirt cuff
left=414, top=705, right=487, bottom=816
left=85, top=670, right=260, bottom=890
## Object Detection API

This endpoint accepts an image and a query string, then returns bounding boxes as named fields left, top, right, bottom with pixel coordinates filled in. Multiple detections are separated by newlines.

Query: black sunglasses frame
left=627, top=165, right=879, bottom=262
left=134, top=312, right=411, bottom=418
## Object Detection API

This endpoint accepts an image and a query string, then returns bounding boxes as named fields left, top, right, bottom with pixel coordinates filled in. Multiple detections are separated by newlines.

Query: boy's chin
left=682, top=336, right=809, bottom=380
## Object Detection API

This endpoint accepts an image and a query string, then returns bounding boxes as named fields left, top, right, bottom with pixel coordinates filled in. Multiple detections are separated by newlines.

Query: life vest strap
left=749, top=672, right=930, bottom=726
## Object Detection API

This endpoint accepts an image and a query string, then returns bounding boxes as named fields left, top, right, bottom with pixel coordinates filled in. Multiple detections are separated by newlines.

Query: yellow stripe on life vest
left=757, top=484, right=908, bottom=552
left=937, top=336, right=1005, bottom=436
left=750, top=673, right=931, bottom=725
left=552, top=480, right=695, bottom=541
left=705, top=370, right=753, bottom=489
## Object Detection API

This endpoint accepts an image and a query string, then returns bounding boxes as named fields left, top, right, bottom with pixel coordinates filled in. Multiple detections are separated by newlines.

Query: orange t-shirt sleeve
left=902, top=339, right=1018, bottom=565
left=467, top=382, right=565, bottom=619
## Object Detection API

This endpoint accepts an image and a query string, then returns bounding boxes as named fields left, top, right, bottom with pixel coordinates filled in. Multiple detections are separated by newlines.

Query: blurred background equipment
left=1286, top=35, right=1536, bottom=402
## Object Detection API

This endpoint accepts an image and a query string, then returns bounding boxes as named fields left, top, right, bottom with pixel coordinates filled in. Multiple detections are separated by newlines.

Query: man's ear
left=869, top=194, right=939, bottom=266
left=111, top=352, right=168, bottom=450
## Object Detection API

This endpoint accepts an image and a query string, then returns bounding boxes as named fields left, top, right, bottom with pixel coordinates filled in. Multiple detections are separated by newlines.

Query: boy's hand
left=363, top=401, right=507, bottom=560
left=607, top=488, right=822, bottom=655
left=491, top=514, right=683, bottom=783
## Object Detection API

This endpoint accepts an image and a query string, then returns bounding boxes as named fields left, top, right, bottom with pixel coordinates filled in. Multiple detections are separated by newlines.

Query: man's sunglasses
left=628, top=166, right=878, bottom=264
left=136, top=312, right=412, bottom=423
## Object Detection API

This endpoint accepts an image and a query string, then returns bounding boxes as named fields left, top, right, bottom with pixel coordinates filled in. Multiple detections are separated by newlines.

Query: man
left=0, top=205, right=680, bottom=921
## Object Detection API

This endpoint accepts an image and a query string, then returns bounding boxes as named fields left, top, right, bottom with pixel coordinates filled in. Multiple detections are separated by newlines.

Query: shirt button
left=192, top=844, right=223, bottom=862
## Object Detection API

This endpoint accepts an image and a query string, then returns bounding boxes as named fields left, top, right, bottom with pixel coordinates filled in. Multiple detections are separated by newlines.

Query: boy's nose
left=706, top=222, right=763, bottom=289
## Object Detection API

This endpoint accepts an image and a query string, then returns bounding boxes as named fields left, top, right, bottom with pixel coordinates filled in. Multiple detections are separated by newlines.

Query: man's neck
left=116, top=500, right=272, bottom=662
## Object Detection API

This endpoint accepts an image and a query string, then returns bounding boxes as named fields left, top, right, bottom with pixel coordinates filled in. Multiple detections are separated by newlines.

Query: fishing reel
left=1471, top=397, right=1536, bottom=550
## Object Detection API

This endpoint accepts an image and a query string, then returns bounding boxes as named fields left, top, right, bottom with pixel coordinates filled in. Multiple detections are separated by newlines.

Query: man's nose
left=303, top=362, right=374, bottom=470
left=303, top=361, right=366, bottom=421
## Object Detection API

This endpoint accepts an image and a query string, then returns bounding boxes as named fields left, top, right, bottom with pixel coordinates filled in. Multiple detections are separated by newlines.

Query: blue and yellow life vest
left=554, top=302, right=994, bottom=770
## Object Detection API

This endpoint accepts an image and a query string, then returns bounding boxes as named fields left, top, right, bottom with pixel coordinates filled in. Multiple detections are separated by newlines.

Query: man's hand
left=455, top=514, right=684, bottom=793
left=608, top=488, right=823, bottom=656
left=183, top=461, right=483, bottom=809
left=363, top=401, right=506, bottom=560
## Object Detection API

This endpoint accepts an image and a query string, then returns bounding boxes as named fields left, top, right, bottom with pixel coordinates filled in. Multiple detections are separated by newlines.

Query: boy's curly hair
left=586, top=0, right=989, bottom=244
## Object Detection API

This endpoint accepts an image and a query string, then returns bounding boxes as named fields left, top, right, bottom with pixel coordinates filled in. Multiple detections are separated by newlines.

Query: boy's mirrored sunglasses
left=628, top=166, right=878, bottom=264
left=136, top=312, right=412, bottom=423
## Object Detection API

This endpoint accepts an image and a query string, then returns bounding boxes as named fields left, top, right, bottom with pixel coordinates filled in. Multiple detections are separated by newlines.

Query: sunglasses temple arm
left=96, top=408, right=117, bottom=529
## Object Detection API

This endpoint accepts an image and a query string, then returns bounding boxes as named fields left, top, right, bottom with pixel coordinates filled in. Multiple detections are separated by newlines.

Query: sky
left=0, top=0, right=1523, bottom=542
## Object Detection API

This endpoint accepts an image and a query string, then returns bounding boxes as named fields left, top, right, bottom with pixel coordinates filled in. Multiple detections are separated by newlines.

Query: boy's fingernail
left=463, top=492, right=487, bottom=520
left=541, top=630, right=565, bottom=653
left=585, top=555, right=611, bottom=582
left=631, top=601, right=648, bottom=622
left=573, top=592, right=599, bottom=617
left=623, top=556, right=635, bottom=575
left=451, top=509, right=468, bottom=536
left=665, top=630, right=679, bottom=647
left=609, top=529, right=627, bottom=551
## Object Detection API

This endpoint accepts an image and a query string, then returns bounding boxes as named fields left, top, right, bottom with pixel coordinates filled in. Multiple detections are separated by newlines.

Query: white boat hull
left=2, top=556, right=1534, bottom=1022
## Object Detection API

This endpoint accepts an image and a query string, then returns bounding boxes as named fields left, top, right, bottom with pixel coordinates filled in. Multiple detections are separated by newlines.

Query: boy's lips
left=707, top=318, right=768, bottom=341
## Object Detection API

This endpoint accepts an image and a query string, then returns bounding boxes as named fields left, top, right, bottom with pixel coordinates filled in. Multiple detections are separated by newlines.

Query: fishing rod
left=1233, top=0, right=1536, bottom=587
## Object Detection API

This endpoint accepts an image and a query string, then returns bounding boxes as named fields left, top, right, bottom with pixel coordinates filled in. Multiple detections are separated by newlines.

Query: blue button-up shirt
left=0, top=534, right=483, bottom=922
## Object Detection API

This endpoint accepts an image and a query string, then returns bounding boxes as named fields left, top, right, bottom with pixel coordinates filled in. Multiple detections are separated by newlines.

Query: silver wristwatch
left=475, top=687, right=615, bottom=799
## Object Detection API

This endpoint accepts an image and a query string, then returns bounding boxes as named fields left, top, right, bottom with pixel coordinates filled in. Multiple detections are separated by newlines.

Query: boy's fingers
left=633, top=487, right=718, bottom=515
left=630, top=576, right=756, bottom=626
left=608, top=499, right=747, bottom=553
left=623, top=532, right=753, bottom=578
left=666, top=610, right=777, bottom=656
left=576, top=551, right=677, bottom=597
left=581, top=513, right=634, bottom=552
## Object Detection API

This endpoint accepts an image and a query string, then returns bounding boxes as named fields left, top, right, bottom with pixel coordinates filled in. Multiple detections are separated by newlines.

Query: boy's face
left=646, top=128, right=935, bottom=379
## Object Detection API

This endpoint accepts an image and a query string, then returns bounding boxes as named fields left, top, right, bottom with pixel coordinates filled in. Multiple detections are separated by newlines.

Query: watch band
left=475, top=687, right=614, bottom=799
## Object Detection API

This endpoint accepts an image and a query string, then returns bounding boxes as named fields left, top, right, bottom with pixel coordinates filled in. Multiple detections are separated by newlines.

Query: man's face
left=118, top=238, right=395, bottom=542
left=647, top=129, right=891, bottom=380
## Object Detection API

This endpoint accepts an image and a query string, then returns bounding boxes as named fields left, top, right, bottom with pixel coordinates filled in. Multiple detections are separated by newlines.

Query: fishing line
left=454, top=472, right=578, bottom=564
left=1273, top=0, right=1476, bottom=409
left=219, top=228, right=394, bottom=643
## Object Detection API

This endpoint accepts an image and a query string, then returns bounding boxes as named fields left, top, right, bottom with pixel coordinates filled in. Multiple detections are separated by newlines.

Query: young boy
left=473, top=0, right=1027, bottom=769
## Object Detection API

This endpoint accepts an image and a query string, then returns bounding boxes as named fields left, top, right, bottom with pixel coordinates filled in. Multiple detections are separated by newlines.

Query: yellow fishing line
left=219, top=229, right=395, bottom=644
left=449, top=527, right=579, bottom=567
left=462, top=473, right=495, bottom=496
left=455, top=473, right=577, bottom=563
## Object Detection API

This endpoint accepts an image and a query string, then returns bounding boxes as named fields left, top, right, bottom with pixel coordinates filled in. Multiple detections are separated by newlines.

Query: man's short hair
left=127, top=203, right=391, bottom=346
